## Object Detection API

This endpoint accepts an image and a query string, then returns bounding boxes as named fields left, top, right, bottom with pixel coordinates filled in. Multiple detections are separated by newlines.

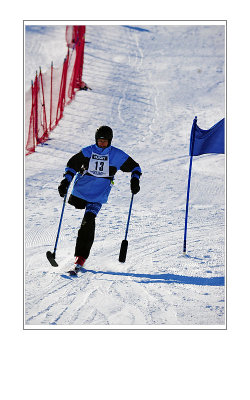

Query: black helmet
left=95, top=126, right=113, bottom=146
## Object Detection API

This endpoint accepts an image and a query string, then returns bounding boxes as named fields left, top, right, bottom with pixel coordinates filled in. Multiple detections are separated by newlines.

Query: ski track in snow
left=25, top=24, right=225, bottom=327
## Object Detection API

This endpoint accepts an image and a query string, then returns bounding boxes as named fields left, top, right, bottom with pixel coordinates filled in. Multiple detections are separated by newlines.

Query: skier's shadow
left=85, top=269, right=224, bottom=287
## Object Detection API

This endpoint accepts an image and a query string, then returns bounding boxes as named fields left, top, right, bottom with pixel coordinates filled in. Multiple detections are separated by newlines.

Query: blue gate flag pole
left=183, top=116, right=225, bottom=254
left=183, top=116, right=197, bottom=254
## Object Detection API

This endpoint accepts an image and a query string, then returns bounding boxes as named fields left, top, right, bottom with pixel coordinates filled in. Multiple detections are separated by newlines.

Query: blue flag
left=190, top=117, right=225, bottom=156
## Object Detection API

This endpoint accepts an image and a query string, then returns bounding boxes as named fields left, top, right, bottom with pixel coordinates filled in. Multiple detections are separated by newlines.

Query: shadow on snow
left=85, top=269, right=224, bottom=287
left=122, top=26, right=150, bottom=32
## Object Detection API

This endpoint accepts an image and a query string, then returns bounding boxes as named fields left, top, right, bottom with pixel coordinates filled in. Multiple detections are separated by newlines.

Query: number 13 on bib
left=88, top=153, right=110, bottom=177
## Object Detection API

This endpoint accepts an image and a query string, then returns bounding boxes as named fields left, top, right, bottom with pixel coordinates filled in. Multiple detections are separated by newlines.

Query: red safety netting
left=26, top=25, right=86, bottom=155
left=66, top=25, right=87, bottom=97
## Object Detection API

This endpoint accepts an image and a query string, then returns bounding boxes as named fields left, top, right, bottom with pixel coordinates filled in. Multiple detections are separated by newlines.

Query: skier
left=58, top=126, right=142, bottom=274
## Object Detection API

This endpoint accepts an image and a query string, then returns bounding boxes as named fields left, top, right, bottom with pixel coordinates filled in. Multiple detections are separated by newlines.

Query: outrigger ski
left=46, top=251, right=58, bottom=267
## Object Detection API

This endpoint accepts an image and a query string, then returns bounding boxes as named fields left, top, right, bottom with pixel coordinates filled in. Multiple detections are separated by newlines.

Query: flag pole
left=183, top=116, right=197, bottom=254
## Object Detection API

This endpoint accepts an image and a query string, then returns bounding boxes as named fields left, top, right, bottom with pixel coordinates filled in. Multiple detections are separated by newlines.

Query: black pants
left=74, top=212, right=96, bottom=259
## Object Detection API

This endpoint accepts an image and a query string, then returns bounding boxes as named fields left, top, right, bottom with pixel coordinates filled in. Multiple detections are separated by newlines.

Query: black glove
left=130, top=177, right=140, bottom=195
left=58, top=178, right=70, bottom=197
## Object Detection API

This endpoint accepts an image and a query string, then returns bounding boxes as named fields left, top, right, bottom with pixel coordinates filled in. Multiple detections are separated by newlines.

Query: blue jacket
left=64, top=144, right=141, bottom=204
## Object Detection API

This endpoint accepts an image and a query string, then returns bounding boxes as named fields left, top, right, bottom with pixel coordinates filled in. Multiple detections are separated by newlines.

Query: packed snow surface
left=25, top=24, right=225, bottom=327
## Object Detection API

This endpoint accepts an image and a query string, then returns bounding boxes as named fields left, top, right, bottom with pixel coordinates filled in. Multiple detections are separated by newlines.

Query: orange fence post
left=39, top=67, right=48, bottom=141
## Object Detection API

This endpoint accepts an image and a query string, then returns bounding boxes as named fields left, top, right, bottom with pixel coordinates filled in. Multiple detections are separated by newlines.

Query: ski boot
left=68, top=256, right=86, bottom=276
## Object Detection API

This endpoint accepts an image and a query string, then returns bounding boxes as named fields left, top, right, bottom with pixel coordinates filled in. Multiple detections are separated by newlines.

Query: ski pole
left=46, top=191, right=68, bottom=266
left=119, top=194, right=134, bottom=262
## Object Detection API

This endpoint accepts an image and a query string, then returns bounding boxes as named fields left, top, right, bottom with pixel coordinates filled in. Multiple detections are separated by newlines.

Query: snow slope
left=25, top=23, right=225, bottom=327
